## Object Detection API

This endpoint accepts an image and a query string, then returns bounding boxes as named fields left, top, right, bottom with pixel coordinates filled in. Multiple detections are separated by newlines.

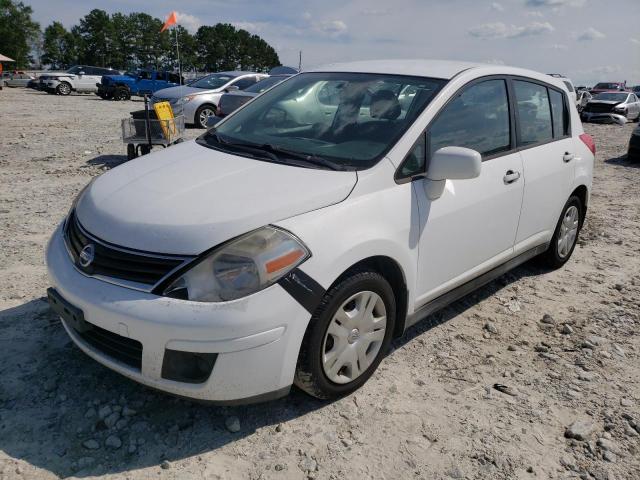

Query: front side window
left=199, top=72, right=446, bottom=170
left=245, top=76, right=288, bottom=93
left=514, top=80, right=552, bottom=146
left=549, top=89, right=568, bottom=138
left=429, top=79, right=511, bottom=158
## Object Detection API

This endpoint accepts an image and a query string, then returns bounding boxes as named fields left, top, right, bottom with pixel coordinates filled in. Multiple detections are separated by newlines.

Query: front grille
left=585, top=103, right=616, bottom=114
left=75, top=321, right=143, bottom=370
left=64, top=211, right=190, bottom=287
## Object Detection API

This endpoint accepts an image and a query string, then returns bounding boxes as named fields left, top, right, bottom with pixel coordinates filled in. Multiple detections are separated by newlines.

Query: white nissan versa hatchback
left=46, top=60, right=595, bottom=403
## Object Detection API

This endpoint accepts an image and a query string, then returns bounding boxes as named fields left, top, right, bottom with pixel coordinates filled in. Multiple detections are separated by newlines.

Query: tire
left=294, top=271, right=396, bottom=400
left=540, top=195, right=583, bottom=269
left=126, top=144, right=137, bottom=160
left=113, top=87, right=130, bottom=101
left=140, top=144, right=151, bottom=156
left=56, top=82, right=71, bottom=96
left=195, top=104, right=216, bottom=129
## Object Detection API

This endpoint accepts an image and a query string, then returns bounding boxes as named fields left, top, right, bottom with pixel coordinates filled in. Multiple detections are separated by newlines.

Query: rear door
left=512, top=79, right=575, bottom=250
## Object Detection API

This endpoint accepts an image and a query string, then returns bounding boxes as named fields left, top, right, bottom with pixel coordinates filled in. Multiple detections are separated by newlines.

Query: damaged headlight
left=163, top=226, right=310, bottom=302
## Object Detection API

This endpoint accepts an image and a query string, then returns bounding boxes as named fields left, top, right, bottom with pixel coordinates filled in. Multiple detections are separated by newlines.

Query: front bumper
left=45, top=224, right=311, bottom=403
left=581, top=112, right=627, bottom=124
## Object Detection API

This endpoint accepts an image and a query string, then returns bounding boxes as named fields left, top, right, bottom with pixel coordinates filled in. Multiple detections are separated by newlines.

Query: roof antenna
left=298, top=51, right=302, bottom=72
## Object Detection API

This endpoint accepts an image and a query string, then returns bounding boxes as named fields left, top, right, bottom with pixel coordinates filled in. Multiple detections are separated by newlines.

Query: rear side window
left=429, top=79, right=511, bottom=158
left=233, top=77, right=258, bottom=90
left=514, top=80, right=553, bottom=146
left=548, top=89, right=569, bottom=138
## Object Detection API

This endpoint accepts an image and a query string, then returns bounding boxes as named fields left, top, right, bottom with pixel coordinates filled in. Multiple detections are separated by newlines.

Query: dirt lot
left=0, top=87, right=639, bottom=480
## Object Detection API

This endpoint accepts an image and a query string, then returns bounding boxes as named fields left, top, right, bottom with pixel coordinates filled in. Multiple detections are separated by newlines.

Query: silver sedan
left=2, top=72, right=35, bottom=87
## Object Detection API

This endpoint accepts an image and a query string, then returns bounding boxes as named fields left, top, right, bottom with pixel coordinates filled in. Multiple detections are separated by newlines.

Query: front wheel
left=195, top=105, right=216, bottom=129
left=113, top=87, right=130, bottom=101
left=295, top=271, right=396, bottom=400
left=56, top=82, right=71, bottom=96
left=540, top=195, right=583, bottom=269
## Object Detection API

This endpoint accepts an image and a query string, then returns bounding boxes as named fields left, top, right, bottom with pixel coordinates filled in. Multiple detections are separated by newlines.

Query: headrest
left=370, top=90, right=401, bottom=120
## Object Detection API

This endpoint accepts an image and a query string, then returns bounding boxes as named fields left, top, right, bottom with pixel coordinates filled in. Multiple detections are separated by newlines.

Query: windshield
left=189, top=73, right=237, bottom=90
left=198, top=72, right=446, bottom=170
left=593, top=93, right=628, bottom=102
left=245, top=76, right=289, bottom=93
left=593, top=83, right=621, bottom=90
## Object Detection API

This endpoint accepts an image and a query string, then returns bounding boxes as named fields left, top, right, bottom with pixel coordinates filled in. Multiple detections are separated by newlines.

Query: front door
left=412, top=78, right=524, bottom=304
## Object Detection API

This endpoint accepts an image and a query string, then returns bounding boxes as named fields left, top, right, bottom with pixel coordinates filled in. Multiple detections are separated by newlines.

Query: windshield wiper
left=204, top=132, right=347, bottom=171
left=258, top=144, right=347, bottom=171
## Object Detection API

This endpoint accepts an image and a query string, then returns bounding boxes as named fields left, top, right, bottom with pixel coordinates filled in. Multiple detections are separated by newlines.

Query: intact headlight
left=163, top=226, right=310, bottom=302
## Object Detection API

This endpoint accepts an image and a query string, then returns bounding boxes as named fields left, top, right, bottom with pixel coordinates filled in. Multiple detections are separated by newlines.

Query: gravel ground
left=0, top=88, right=639, bottom=480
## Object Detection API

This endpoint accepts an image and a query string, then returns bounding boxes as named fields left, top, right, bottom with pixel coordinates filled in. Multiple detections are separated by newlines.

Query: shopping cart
left=121, top=96, right=186, bottom=160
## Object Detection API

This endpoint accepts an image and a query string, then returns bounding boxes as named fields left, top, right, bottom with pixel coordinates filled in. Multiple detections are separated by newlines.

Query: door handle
left=503, top=170, right=521, bottom=184
left=563, top=152, right=574, bottom=162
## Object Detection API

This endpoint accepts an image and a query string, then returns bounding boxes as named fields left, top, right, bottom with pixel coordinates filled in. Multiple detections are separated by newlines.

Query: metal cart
left=121, top=96, right=186, bottom=160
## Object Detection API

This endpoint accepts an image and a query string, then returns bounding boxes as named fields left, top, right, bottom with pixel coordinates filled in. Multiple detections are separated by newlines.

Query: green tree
left=0, top=0, right=40, bottom=67
left=42, top=21, right=77, bottom=69
left=75, top=9, right=114, bottom=67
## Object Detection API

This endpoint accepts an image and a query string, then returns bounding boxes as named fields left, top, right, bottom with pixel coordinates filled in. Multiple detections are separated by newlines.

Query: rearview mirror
left=424, top=147, right=481, bottom=200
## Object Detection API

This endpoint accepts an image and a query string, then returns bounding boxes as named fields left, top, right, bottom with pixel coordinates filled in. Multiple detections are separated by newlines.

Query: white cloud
left=231, top=21, right=263, bottom=33
left=469, top=21, right=554, bottom=39
left=576, top=27, right=606, bottom=41
left=525, top=10, right=544, bottom=17
left=175, top=12, right=202, bottom=34
left=592, top=65, right=621, bottom=75
left=312, top=19, right=348, bottom=38
left=525, top=0, right=585, bottom=6
left=550, top=43, right=568, bottom=50
left=485, top=58, right=505, bottom=65
left=630, top=38, right=640, bottom=45
left=490, top=2, right=504, bottom=11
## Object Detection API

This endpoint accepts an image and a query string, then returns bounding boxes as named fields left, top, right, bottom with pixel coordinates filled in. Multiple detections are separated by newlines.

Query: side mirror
left=424, top=146, right=481, bottom=200
left=78, top=71, right=85, bottom=76
left=225, top=85, right=239, bottom=93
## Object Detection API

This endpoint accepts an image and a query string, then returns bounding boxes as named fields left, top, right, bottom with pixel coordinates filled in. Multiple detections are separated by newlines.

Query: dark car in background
left=215, top=74, right=292, bottom=118
left=629, top=125, right=640, bottom=162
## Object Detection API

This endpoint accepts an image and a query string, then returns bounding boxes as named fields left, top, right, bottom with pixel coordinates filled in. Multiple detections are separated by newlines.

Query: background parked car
left=39, top=65, right=120, bottom=95
left=590, top=82, right=627, bottom=95
left=582, top=92, right=640, bottom=123
left=576, top=90, right=592, bottom=112
left=151, top=71, right=268, bottom=128
left=97, top=70, right=182, bottom=100
left=214, top=74, right=293, bottom=120
left=2, top=72, right=34, bottom=87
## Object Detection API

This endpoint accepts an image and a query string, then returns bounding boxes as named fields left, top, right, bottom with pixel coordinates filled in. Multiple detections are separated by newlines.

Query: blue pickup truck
left=96, top=70, right=183, bottom=100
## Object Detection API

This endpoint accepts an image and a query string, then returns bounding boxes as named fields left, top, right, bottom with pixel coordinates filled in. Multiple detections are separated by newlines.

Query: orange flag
left=160, top=11, right=178, bottom=32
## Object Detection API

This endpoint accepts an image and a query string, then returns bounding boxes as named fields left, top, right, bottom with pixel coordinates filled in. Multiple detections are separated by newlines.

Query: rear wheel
left=56, top=82, right=71, bottom=96
left=295, top=271, right=396, bottom=400
left=126, top=144, right=137, bottom=160
left=540, top=195, right=582, bottom=269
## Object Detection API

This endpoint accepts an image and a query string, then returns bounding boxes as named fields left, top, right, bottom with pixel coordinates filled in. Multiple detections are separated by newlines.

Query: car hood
left=75, top=140, right=357, bottom=255
left=153, top=85, right=216, bottom=99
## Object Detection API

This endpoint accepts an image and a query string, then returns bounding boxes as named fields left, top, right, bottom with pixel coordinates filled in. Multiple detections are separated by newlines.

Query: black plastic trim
left=278, top=268, right=326, bottom=314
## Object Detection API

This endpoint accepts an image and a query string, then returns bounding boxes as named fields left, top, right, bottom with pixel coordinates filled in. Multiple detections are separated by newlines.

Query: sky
left=27, top=0, right=640, bottom=86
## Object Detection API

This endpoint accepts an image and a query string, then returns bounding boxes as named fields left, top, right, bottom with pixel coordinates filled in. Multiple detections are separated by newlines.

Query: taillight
left=579, top=133, right=596, bottom=155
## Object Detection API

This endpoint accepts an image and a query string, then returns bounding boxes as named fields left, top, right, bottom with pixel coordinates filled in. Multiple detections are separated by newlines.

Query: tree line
left=0, top=1, right=280, bottom=72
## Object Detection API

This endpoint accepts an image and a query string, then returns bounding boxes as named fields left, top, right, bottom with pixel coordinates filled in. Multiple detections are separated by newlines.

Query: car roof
left=307, top=59, right=564, bottom=86
left=214, top=71, right=260, bottom=77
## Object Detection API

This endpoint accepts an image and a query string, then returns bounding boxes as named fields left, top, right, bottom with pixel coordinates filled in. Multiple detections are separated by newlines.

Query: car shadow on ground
left=0, top=261, right=547, bottom=478
left=86, top=155, right=129, bottom=170
left=604, top=154, right=639, bottom=168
